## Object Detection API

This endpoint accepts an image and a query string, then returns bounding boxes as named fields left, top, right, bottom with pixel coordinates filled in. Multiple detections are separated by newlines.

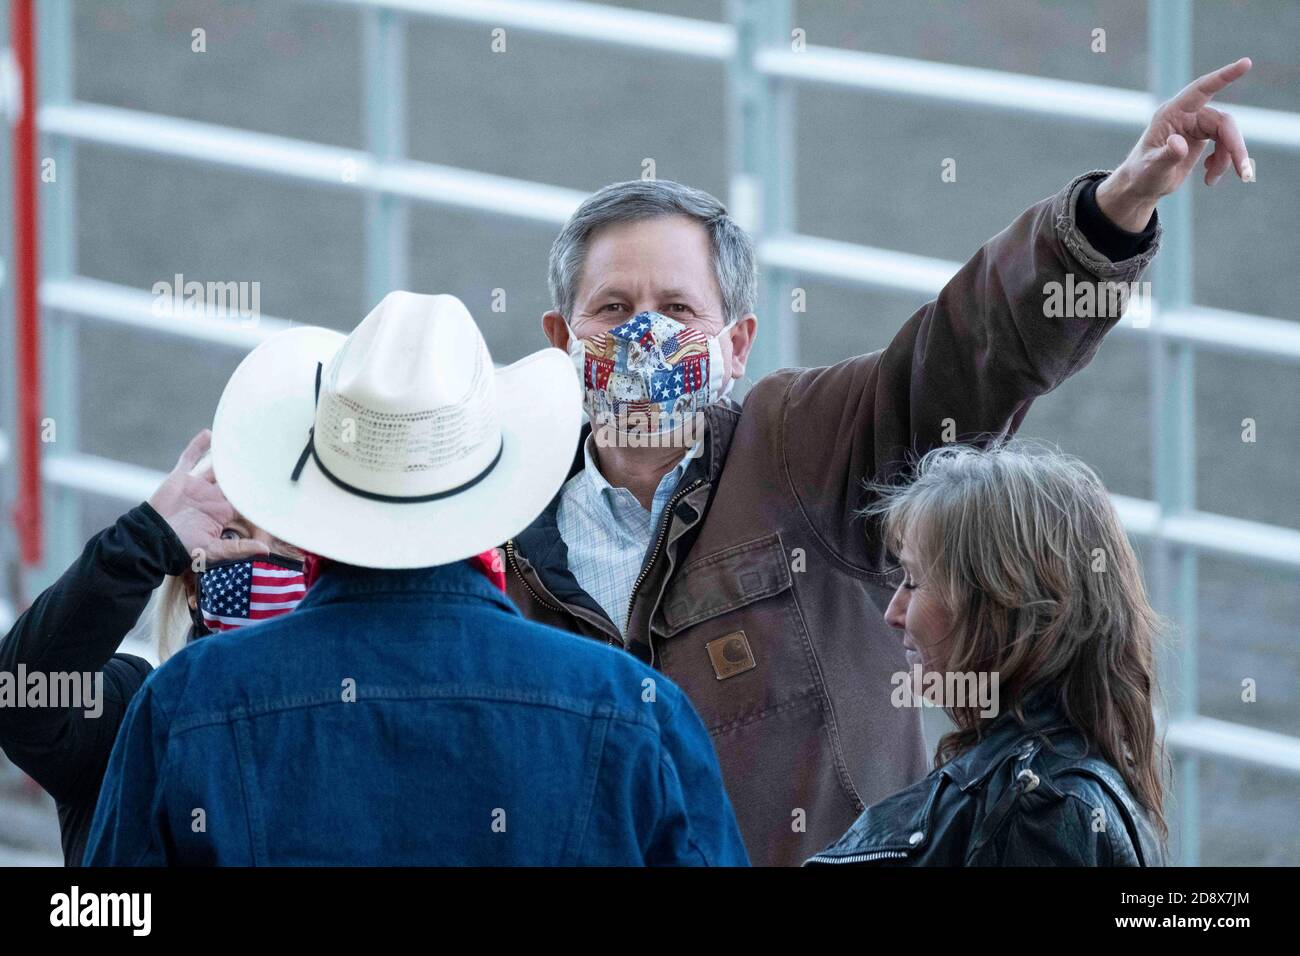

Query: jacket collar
left=806, top=690, right=1077, bottom=863
left=510, top=399, right=743, bottom=584
left=696, top=398, right=742, bottom=485
left=298, top=558, right=520, bottom=617
left=939, top=687, right=1075, bottom=792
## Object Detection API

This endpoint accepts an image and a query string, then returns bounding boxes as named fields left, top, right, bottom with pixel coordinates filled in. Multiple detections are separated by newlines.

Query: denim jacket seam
left=164, top=689, right=660, bottom=738
left=568, top=713, right=612, bottom=865
left=655, top=733, right=711, bottom=866
left=229, top=718, right=266, bottom=864
left=127, top=686, right=175, bottom=866
left=303, top=589, right=515, bottom=615
left=654, top=690, right=714, bottom=864
left=129, top=742, right=175, bottom=867
left=658, top=684, right=686, bottom=733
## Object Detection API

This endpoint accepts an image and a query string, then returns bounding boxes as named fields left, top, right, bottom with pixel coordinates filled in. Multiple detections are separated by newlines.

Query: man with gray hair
left=504, top=59, right=1254, bottom=865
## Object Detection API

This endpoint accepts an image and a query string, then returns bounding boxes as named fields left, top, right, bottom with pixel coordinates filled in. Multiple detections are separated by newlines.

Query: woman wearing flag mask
left=0, top=429, right=299, bottom=866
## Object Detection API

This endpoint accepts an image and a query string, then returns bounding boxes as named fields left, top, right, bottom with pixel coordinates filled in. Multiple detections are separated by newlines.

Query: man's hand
left=1097, top=57, right=1253, bottom=232
left=147, top=429, right=270, bottom=564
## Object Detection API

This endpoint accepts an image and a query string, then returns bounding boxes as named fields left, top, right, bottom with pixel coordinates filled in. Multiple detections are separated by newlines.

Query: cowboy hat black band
left=289, top=360, right=504, bottom=504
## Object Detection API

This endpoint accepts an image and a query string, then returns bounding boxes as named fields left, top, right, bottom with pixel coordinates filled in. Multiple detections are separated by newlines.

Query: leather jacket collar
left=806, top=690, right=1165, bottom=866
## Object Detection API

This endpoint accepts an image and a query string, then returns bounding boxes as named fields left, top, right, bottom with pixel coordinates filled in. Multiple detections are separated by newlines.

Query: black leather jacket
left=805, top=695, right=1166, bottom=866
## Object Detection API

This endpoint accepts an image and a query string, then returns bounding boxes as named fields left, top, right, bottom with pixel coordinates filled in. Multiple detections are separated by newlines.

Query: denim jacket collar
left=298, top=558, right=520, bottom=617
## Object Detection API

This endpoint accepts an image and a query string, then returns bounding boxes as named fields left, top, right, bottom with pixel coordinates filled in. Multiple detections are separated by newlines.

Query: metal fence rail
left=32, top=100, right=1300, bottom=367
left=0, top=0, right=1296, bottom=864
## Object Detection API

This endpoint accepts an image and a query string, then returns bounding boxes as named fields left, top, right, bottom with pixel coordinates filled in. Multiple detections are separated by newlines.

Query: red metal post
left=10, top=0, right=41, bottom=566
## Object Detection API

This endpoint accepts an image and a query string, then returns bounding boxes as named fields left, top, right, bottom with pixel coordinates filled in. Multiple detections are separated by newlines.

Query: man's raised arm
left=777, top=59, right=1253, bottom=565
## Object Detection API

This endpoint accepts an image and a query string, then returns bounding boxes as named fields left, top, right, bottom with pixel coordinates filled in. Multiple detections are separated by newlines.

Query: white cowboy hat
left=211, top=291, right=581, bottom=569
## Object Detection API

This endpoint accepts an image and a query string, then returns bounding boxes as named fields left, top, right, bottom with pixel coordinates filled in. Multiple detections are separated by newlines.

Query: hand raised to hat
left=147, top=429, right=272, bottom=565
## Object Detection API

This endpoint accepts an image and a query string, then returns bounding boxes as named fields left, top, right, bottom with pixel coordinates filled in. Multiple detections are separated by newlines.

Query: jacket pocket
left=652, top=533, right=865, bottom=863
left=653, top=531, right=870, bottom=863
left=658, top=532, right=793, bottom=637
left=653, top=531, right=815, bottom=723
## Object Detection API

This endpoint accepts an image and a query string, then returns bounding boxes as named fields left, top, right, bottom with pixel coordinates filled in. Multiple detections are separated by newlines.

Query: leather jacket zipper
left=806, top=849, right=908, bottom=864
left=624, top=478, right=704, bottom=636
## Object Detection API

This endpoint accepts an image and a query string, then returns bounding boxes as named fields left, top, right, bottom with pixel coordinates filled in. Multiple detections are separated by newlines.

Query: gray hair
left=547, top=179, right=757, bottom=326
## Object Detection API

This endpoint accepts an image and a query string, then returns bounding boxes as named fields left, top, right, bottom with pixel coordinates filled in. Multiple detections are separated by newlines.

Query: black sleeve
left=0, top=503, right=189, bottom=801
left=1075, top=176, right=1158, bottom=262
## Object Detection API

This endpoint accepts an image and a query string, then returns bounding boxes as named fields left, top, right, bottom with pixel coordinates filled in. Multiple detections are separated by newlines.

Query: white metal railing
left=1163, top=715, right=1300, bottom=774
left=9, top=0, right=1296, bottom=866
left=40, top=102, right=589, bottom=225
left=37, top=103, right=1300, bottom=367
left=758, top=43, right=1300, bottom=147
left=323, top=0, right=734, bottom=59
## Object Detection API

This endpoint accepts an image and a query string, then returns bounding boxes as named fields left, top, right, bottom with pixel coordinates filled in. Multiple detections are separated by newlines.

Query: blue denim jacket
left=83, top=559, right=748, bottom=866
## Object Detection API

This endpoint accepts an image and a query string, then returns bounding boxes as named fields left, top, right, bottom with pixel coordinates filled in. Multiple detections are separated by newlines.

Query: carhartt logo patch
left=706, top=631, right=756, bottom=680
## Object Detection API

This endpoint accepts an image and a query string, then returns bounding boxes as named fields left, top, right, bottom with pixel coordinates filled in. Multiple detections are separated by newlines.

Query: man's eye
left=220, top=529, right=242, bottom=541
left=601, top=303, right=625, bottom=312
left=666, top=303, right=691, bottom=313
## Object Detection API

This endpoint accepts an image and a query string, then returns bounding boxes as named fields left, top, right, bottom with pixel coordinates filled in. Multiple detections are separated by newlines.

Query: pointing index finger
left=1175, top=57, right=1252, bottom=112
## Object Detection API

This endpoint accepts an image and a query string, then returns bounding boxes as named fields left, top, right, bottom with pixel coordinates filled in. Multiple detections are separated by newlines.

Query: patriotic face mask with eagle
left=566, top=310, right=733, bottom=437
left=189, top=554, right=307, bottom=638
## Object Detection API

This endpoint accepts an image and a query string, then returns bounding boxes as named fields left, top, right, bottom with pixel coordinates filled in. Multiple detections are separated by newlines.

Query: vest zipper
left=505, top=538, right=621, bottom=646
left=504, top=539, right=561, bottom=612
left=623, top=478, right=704, bottom=637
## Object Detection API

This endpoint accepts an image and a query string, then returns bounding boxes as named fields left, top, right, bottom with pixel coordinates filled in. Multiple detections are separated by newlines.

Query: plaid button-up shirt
left=556, top=434, right=694, bottom=636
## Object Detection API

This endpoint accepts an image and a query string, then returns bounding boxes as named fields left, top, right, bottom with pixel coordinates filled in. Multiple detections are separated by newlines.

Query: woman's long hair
left=862, top=440, right=1169, bottom=838
left=123, top=572, right=194, bottom=665
left=153, top=574, right=194, bottom=663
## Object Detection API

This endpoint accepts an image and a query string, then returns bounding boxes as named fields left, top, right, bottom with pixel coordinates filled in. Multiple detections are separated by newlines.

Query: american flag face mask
left=192, top=554, right=307, bottom=636
left=566, top=310, right=733, bottom=437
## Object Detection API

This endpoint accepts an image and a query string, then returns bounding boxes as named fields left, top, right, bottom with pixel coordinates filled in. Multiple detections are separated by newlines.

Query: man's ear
left=726, top=314, right=759, bottom=380
left=542, top=311, right=570, bottom=350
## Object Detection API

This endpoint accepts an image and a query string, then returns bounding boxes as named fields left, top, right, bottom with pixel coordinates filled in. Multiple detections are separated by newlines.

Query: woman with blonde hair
left=806, top=441, right=1167, bottom=866
left=0, top=429, right=303, bottom=865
